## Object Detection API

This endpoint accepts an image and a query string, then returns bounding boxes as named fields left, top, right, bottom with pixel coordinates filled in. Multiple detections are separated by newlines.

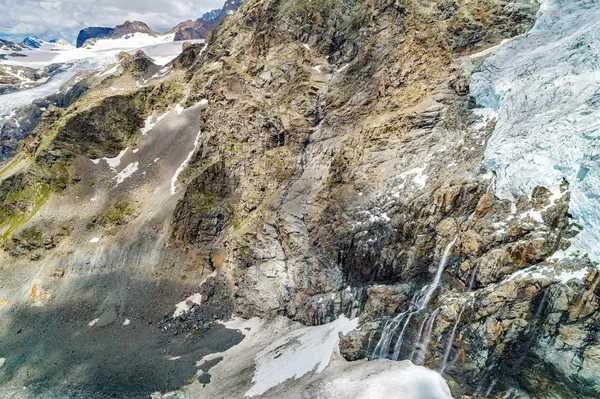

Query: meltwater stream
left=372, top=238, right=456, bottom=361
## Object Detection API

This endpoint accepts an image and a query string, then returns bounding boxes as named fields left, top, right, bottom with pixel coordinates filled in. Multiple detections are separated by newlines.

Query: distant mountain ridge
left=76, top=21, right=159, bottom=48
left=169, top=0, right=244, bottom=41
left=201, top=9, right=221, bottom=21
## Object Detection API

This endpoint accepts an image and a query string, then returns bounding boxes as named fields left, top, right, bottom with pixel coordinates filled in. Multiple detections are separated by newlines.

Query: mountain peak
left=21, top=36, right=45, bottom=49
left=168, top=0, right=245, bottom=41
left=76, top=20, right=159, bottom=48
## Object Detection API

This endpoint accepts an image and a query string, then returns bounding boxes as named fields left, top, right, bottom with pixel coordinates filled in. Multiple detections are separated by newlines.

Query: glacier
left=471, top=0, right=600, bottom=263
left=0, top=34, right=201, bottom=119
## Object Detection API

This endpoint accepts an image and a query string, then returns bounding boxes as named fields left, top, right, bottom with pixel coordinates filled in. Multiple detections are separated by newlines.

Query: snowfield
left=154, top=316, right=453, bottom=399
left=471, top=0, right=600, bottom=263
left=245, top=316, right=358, bottom=396
left=0, top=33, right=202, bottom=119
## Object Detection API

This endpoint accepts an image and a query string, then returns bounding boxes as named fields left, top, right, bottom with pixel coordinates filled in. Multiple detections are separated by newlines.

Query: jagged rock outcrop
left=21, top=36, right=44, bottom=49
left=163, top=0, right=599, bottom=396
left=76, top=27, right=112, bottom=48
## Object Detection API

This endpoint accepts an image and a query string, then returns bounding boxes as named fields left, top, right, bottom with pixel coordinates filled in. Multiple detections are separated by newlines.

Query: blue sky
left=0, top=0, right=224, bottom=43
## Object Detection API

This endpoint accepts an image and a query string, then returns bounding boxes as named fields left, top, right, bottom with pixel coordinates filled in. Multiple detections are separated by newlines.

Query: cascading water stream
left=409, top=312, right=431, bottom=361
left=467, top=264, right=479, bottom=291
left=440, top=299, right=468, bottom=373
left=372, top=237, right=457, bottom=360
left=411, top=307, right=440, bottom=365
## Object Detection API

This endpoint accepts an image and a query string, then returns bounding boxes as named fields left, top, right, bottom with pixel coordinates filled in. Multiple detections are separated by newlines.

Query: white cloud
left=0, top=0, right=225, bottom=43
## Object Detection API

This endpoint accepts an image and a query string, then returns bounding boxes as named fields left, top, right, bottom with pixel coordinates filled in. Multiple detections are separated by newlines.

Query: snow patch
left=140, top=110, right=169, bottom=135
left=173, top=293, right=205, bottom=317
left=89, top=237, right=100, bottom=243
left=508, top=264, right=590, bottom=284
left=336, top=63, right=349, bottom=73
left=114, top=162, right=139, bottom=186
left=171, top=129, right=203, bottom=195
left=399, top=165, right=428, bottom=190
left=0, top=358, right=5, bottom=368
left=99, top=63, right=120, bottom=77
left=88, top=318, right=99, bottom=327
left=244, top=315, right=358, bottom=397
left=123, top=319, right=131, bottom=326
left=556, top=269, right=589, bottom=284
left=103, top=147, right=128, bottom=170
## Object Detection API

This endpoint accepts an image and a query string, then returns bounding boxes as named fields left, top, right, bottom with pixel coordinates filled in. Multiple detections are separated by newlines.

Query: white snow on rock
left=244, top=315, right=358, bottom=397
left=114, top=162, right=139, bottom=186
left=556, top=269, right=589, bottom=284
left=103, top=147, right=129, bottom=170
left=471, top=0, right=600, bottom=263
left=472, top=107, right=498, bottom=129
left=173, top=293, right=205, bottom=317
left=399, top=165, right=428, bottom=190
left=123, top=319, right=131, bottom=326
left=98, top=62, right=120, bottom=77
left=140, top=110, right=168, bottom=135
left=508, top=264, right=591, bottom=284
left=88, top=318, right=99, bottom=327
left=171, top=129, right=203, bottom=195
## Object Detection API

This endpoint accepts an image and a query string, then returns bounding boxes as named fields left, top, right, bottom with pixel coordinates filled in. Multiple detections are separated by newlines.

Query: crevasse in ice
left=471, top=0, right=600, bottom=263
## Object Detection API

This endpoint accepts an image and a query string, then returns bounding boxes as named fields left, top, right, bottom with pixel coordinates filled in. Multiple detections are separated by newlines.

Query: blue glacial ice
left=471, top=0, right=600, bottom=263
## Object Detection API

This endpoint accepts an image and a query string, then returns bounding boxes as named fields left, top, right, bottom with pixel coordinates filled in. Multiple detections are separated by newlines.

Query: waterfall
left=440, top=302, right=466, bottom=373
left=409, top=312, right=431, bottom=361
left=372, top=237, right=457, bottom=360
left=411, top=307, right=440, bottom=365
left=467, top=264, right=479, bottom=291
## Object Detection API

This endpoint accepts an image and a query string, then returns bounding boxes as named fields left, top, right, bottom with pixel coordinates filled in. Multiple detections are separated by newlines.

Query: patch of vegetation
left=88, top=196, right=140, bottom=229
left=0, top=181, right=51, bottom=240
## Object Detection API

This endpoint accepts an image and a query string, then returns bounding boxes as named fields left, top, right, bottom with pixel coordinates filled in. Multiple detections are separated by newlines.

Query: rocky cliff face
left=1, top=0, right=599, bottom=398
left=76, top=27, right=113, bottom=48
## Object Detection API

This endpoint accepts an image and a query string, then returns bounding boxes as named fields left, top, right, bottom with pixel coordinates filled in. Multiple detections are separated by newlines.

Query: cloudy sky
left=0, top=0, right=224, bottom=43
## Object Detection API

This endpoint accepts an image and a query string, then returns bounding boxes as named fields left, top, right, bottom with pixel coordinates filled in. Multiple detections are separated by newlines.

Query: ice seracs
left=471, top=0, right=600, bottom=264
